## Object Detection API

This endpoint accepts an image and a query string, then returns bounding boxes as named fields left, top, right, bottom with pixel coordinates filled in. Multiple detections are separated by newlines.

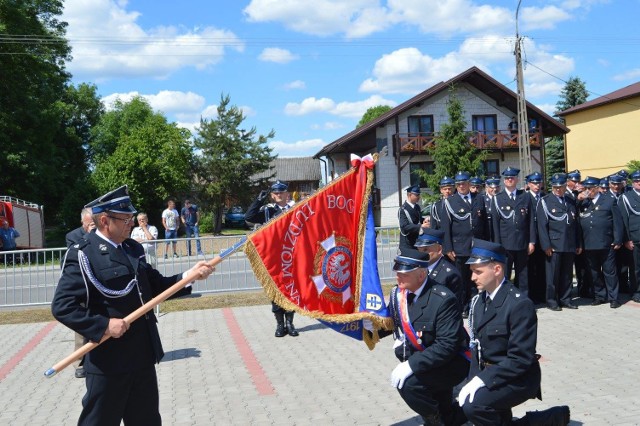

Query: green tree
left=90, top=98, right=194, bottom=224
left=626, top=160, right=640, bottom=173
left=357, top=105, right=392, bottom=128
left=415, top=87, right=485, bottom=201
left=555, top=77, right=588, bottom=117
left=0, top=0, right=73, bottom=215
left=546, top=77, right=589, bottom=179
left=194, top=94, right=276, bottom=234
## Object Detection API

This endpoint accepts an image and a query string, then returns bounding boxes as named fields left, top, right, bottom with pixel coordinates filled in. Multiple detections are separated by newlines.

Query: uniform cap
left=454, top=171, right=471, bottom=183
left=630, top=170, right=640, bottom=181
left=405, top=184, right=421, bottom=195
left=85, top=185, right=137, bottom=215
left=501, top=166, right=520, bottom=177
left=393, top=248, right=430, bottom=272
left=470, top=176, right=484, bottom=186
left=599, top=178, right=609, bottom=188
left=550, top=173, right=567, bottom=186
left=414, top=229, right=444, bottom=247
left=581, top=176, right=600, bottom=187
left=439, top=176, right=455, bottom=187
left=608, top=174, right=624, bottom=184
left=270, top=180, right=289, bottom=193
left=526, top=172, right=543, bottom=183
left=465, top=238, right=507, bottom=265
left=617, top=169, right=629, bottom=179
left=567, top=170, right=581, bottom=182
left=486, top=177, right=501, bottom=188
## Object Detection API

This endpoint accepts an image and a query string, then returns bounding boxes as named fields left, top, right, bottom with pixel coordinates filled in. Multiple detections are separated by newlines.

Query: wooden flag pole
left=44, top=237, right=246, bottom=378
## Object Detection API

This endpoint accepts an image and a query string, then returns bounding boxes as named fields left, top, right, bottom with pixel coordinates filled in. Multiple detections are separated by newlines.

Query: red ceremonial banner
left=245, top=154, right=382, bottom=321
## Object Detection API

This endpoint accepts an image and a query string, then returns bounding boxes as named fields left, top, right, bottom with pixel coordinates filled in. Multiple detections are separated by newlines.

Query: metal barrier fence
left=0, top=227, right=400, bottom=309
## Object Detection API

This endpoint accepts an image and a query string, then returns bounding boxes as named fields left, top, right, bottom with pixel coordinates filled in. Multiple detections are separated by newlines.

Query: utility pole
left=515, top=0, right=532, bottom=178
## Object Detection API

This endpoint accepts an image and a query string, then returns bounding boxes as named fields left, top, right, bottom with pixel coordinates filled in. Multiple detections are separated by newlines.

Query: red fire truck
left=0, top=196, right=45, bottom=249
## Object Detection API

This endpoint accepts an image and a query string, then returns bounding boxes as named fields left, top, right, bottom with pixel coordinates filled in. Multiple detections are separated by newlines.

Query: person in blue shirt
left=0, top=219, right=20, bottom=263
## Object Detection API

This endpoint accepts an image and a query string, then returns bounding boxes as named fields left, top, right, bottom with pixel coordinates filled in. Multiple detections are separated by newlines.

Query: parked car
left=224, top=206, right=247, bottom=228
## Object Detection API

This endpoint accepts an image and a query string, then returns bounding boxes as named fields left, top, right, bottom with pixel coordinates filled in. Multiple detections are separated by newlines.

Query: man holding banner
left=245, top=180, right=300, bottom=337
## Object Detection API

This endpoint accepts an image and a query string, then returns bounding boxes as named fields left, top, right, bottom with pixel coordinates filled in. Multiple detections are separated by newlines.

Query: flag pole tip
left=44, top=368, right=57, bottom=378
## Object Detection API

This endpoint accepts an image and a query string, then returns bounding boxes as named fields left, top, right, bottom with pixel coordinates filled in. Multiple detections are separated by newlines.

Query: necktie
left=407, top=292, right=416, bottom=306
left=535, top=194, right=540, bottom=202
left=484, top=296, right=492, bottom=312
left=464, top=195, right=471, bottom=205
left=558, top=196, right=564, bottom=205
left=511, top=193, right=516, bottom=202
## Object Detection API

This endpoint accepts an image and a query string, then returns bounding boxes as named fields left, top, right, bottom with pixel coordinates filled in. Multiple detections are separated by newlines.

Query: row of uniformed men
left=399, top=167, right=640, bottom=315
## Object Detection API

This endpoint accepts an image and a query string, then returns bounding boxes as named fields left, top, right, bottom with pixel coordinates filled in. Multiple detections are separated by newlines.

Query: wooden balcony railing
left=395, top=130, right=542, bottom=154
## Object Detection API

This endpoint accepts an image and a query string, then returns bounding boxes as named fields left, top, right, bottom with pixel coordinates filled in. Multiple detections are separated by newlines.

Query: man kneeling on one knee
left=458, top=238, right=569, bottom=426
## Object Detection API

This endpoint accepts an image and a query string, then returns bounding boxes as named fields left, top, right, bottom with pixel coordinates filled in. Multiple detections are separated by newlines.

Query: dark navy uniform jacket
left=469, top=280, right=539, bottom=392
left=383, top=283, right=468, bottom=375
left=398, top=201, right=424, bottom=250
left=491, top=189, right=537, bottom=250
left=619, top=190, right=640, bottom=243
left=245, top=198, right=290, bottom=225
left=536, top=193, right=581, bottom=253
left=578, top=195, right=624, bottom=250
left=441, top=193, right=486, bottom=256
left=430, top=199, right=446, bottom=230
left=52, top=232, right=191, bottom=375
left=428, top=256, right=463, bottom=307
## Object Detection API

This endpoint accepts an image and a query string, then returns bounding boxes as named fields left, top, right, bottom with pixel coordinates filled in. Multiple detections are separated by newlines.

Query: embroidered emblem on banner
left=312, top=233, right=353, bottom=305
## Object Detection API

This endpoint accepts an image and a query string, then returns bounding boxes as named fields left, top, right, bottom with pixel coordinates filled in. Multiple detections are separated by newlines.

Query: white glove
left=458, top=376, right=485, bottom=406
left=390, top=361, right=413, bottom=389
left=362, top=319, right=374, bottom=332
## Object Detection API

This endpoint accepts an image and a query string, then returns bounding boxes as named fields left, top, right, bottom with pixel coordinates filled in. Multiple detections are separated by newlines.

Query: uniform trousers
left=630, top=242, right=640, bottom=299
left=398, top=354, right=469, bottom=423
left=79, top=366, right=161, bottom=426
left=615, top=246, right=637, bottom=293
left=461, top=362, right=541, bottom=426
left=528, top=247, right=547, bottom=304
left=574, top=252, right=593, bottom=297
left=505, top=250, right=528, bottom=298
left=585, top=248, right=619, bottom=302
left=545, top=252, right=575, bottom=307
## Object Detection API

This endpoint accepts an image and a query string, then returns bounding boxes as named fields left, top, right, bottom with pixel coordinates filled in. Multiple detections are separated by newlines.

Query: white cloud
left=101, top=90, right=205, bottom=114
left=63, top=0, right=244, bottom=79
left=613, top=69, right=640, bottom=81
left=284, top=97, right=335, bottom=116
left=311, top=122, right=345, bottom=130
left=269, top=139, right=327, bottom=157
left=244, top=0, right=391, bottom=38
left=534, top=103, right=557, bottom=116
left=284, top=95, right=396, bottom=117
left=284, top=80, right=306, bottom=90
left=520, top=6, right=571, bottom=30
left=258, top=47, right=299, bottom=63
left=240, top=106, right=257, bottom=117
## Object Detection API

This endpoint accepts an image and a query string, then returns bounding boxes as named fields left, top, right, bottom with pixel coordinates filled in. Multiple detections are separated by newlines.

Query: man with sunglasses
left=52, top=185, right=215, bottom=426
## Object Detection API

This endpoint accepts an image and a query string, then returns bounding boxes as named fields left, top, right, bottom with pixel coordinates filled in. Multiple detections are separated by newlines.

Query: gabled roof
left=314, top=66, right=569, bottom=158
left=253, top=157, right=321, bottom=182
left=557, top=81, right=640, bottom=116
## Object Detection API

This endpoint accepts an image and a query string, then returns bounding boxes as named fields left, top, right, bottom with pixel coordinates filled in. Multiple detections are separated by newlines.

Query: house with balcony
left=314, top=66, right=569, bottom=227
left=557, top=81, right=640, bottom=177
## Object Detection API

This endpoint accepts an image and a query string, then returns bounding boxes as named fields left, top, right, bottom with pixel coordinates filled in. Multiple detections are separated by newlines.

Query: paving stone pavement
left=0, top=297, right=639, bottom=425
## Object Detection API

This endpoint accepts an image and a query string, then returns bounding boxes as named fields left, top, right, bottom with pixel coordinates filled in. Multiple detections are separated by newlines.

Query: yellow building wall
left=565, top=98, right=640, bottom=177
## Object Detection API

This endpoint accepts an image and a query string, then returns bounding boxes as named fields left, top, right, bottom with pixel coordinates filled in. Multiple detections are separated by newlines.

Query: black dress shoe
left=525, top=405, right=570, bottom=426
left=591, top=299, right=605, bottom=306
left=75, top=367, right=86, bottom=379
left=562, top=303, right=578, bottom=310
left=547, top=305, right=562, bottom=311
left=610, top=301, right=621, bottom=309
left=632, top=296, right=640, bottom=303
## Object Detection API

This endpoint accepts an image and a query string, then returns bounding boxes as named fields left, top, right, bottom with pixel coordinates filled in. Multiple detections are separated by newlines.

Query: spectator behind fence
left=0, top=219, right=20, bottom=264
left=181, top=199, right=203, bottom=256
left=161, top=199, right=180, bottom=259
left=131, top=212, right=159, bottom=267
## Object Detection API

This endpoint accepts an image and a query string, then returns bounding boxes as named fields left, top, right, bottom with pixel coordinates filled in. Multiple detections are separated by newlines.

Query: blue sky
left=62, top=0, right=639, bottom=158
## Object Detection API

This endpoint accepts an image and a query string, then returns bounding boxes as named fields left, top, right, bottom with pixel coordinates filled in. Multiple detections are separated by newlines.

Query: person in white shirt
left=131, top=212, right=159, bottom=267
left=161, top=200, right=180, bottom=258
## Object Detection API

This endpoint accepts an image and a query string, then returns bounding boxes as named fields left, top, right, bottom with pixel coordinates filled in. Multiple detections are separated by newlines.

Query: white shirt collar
left=485, top=278, right=506, bottom=301
left=95, top=230, right=120, bottom=248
